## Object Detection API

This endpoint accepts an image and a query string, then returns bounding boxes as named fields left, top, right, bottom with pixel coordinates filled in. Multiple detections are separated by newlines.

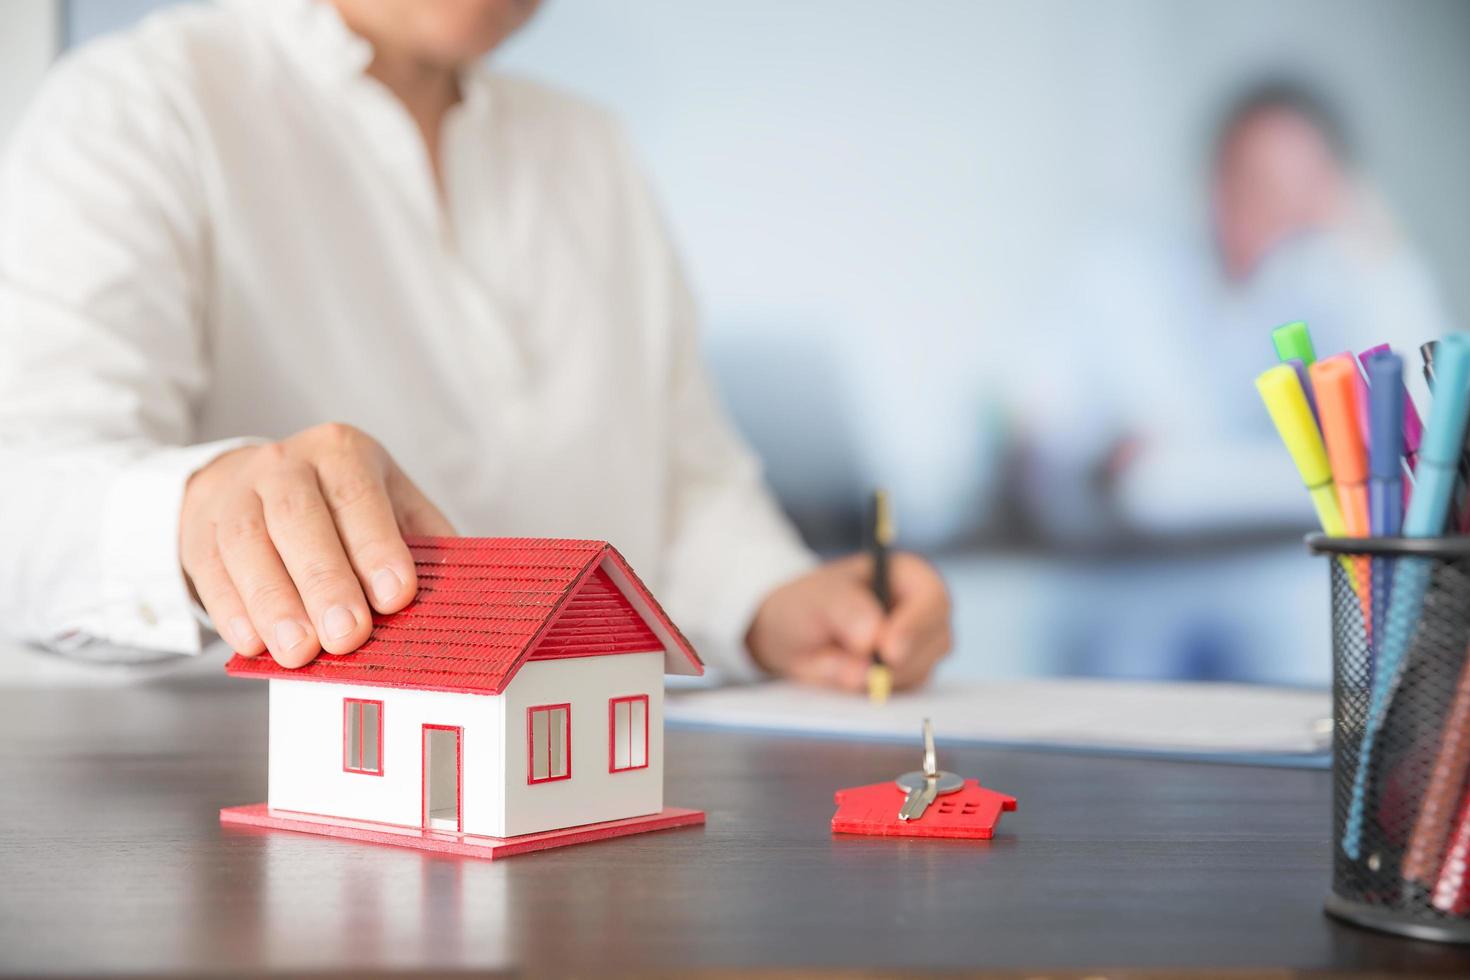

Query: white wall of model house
left=500, top=653, right=664, bottom=837
left=266, top=650, right=665, bottom=838
left=268, top=679, right=506, bottom=836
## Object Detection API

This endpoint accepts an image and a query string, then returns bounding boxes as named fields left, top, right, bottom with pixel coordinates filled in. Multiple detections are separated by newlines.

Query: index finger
left=877, top=554, right=952, bottom=668
left=315, top=454, right=420, bottom=614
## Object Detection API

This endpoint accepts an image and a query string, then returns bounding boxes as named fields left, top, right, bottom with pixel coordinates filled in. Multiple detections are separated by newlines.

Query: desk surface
left=3, top=680, right=1470, bottom=976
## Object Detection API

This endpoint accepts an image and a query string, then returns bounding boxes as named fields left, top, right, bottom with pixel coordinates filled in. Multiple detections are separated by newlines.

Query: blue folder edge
left=666, top=717, right=1331, bottom=770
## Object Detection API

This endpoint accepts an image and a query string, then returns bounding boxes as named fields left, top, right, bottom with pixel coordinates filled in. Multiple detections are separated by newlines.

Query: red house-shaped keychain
left=832, top=778, right=1016, bottom=840
left=831, top=720, right=1016, bottom=840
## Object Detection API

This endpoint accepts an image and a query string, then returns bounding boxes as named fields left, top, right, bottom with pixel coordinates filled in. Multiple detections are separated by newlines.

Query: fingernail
left=274, top=620, right=308, bottom=652
left=371, top=567, right=403, bottom=605
left=228, top=616, right=256, bottom=648
left=324, top=605, right=357, bottom=640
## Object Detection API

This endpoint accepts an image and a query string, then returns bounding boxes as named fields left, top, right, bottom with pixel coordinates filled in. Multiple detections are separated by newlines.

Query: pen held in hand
left=867, top=489, right=894, bottom=705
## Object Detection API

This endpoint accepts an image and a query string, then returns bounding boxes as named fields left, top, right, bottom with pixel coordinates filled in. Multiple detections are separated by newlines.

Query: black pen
left=867, top=489, right=894, bottom=704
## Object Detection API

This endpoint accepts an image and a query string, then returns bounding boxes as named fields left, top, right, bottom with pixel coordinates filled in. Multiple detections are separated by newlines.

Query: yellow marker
left=867, top=490, right=895, bottom=705
left=1256, top=363, right=1361, bottom=587
left=1256, top=364, right=1345, bottom=534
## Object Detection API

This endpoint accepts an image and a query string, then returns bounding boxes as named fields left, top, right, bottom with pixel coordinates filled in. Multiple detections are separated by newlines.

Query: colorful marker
left=1255, top=363, right=1362, bottom=613
left=1365, top=351, right=1406, bottom=676
left=1343, top=333, right=1470, bottom=860
left=1311, top=357, right=1371, bottom=528
left=1255, top=363, right=1346, bottom=539
left=1366, top=351, right=1406, bottom=539
left=1360, top=343, right=1422, bottom=475
left=1422, top=340, right=1470, bottom=530
left=1310, top=356, right=1374, bottom=625
left=1272, top=320, right=1317, bottom=366
left=1313, top=355, right=1371, bottom=522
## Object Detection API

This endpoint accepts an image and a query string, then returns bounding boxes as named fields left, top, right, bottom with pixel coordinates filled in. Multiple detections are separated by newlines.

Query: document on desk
left=666, top=679, right=1332, bottom=764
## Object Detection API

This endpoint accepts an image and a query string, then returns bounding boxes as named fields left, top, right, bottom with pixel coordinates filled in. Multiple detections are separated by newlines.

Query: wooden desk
left=3, top=679, right=1470, bottom=976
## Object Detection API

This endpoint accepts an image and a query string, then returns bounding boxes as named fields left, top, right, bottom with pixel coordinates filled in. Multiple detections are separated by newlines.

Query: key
left=895, top=718, right=962, bottom=821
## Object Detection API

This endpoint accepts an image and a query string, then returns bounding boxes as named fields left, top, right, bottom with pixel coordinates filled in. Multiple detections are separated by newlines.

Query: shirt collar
left=228, top=0, right=495, bottom=109
left=228, top=0, right=374, bottom=83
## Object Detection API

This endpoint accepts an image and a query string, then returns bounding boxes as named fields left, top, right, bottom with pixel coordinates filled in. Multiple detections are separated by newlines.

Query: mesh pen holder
left=1310, top=532, right=1470, bottom=943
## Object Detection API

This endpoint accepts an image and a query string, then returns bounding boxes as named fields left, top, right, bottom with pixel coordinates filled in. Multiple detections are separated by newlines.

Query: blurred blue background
left=50, top=0, right=1470, bottom=686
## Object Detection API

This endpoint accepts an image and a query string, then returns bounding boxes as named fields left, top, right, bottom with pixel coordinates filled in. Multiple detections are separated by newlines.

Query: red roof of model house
left=224, top=537, right=703, bottom=694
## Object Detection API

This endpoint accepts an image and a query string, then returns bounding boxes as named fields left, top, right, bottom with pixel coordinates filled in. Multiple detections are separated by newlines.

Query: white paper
left=667, top=678, right=1332, bottom=756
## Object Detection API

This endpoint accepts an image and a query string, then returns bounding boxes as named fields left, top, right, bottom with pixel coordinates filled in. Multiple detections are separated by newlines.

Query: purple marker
left=1360, top=344, right=1422, bottom=474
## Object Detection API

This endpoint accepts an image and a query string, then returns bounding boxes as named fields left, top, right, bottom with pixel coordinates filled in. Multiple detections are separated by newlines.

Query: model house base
left=220, top=803, right=706, bottom=859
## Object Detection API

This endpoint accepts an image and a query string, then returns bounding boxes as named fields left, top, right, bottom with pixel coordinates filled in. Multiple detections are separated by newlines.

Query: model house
left=220, top=537, right=706, bottom=858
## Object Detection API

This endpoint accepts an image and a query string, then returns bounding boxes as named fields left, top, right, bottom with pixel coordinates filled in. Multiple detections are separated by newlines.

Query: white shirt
left=0, top=0, right=814, bottom=678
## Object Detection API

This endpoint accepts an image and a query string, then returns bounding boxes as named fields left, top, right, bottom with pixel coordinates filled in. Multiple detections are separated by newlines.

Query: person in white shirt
left=0, top=0, right=952, bottom=690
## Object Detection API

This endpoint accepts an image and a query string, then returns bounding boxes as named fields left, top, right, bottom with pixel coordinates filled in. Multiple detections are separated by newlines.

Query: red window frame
left=608, top=694, right=650, bottom=773
left=342, top=698, right=384, bottom=775
left=526, top=703, right=572, bottom=784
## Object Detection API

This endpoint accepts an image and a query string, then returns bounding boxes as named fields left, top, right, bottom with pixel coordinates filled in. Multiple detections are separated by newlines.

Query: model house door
left=422, top=725, right=462, bottom=832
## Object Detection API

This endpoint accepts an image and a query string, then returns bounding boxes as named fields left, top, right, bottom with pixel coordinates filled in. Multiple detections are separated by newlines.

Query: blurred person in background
left=0, top=0, right=952, bottom=691
left=1019, top=78, right=1454, bottom=543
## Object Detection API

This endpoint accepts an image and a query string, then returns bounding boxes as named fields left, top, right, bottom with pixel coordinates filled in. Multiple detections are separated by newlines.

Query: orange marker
left=1310, top=355, right=1373, bottom=626
left=1311, top=356, right=1371, bottom=536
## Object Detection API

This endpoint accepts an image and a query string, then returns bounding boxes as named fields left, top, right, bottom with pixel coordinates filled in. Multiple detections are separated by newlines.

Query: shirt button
left=138, top=603, right=158, bottom=625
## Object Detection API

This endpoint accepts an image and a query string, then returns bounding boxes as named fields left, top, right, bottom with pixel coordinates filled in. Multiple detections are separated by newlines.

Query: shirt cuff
left=96, top=437, right=263, bottom=654
left=701, top=535, right=818, bottom=683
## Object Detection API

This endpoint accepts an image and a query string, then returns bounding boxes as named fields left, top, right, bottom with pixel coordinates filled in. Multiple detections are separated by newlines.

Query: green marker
left=1272, top=320, right=1316, bottom=366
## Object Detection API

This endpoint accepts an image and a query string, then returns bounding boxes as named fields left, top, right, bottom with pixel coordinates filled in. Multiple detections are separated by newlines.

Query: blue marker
left=1343, top=334, right=1470, bottom=859
left=1367, top=352, right=1406, bottom=541
left=1365, top=352, right=1405, bottom=679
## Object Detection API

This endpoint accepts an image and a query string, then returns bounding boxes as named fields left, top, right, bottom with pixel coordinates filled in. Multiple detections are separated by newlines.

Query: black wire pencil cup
left=1312, top=532, right=1470, bottom=943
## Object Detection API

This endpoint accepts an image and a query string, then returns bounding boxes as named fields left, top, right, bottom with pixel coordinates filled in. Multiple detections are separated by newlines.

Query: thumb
left=786, top=645, right=871, bottom=692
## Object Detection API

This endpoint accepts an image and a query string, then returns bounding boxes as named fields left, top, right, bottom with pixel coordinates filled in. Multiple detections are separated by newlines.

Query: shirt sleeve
left=603, top=125, right=818, bottom=681
left=0, top=47, right=251, bottom=655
